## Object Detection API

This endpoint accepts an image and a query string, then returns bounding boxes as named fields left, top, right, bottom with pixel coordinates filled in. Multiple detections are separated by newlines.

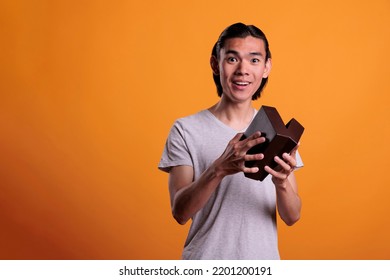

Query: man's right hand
left=212, top=131, right=266, bottom=177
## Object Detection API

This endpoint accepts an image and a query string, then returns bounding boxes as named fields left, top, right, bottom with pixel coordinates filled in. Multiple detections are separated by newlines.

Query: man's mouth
left=233, top=81, right=250, bottom=86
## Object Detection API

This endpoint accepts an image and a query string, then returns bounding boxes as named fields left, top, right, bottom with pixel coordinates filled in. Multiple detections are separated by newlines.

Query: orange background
left=1, top=0, right=389, bottom=259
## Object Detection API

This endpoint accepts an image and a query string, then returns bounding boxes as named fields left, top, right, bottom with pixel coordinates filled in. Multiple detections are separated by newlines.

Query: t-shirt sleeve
left=295, top=150, right=304, bottom=169
left=158, top=121, right=193, bottom=173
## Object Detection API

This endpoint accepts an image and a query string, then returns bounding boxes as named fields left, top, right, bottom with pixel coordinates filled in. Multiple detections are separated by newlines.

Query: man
left=158, top=23, right=303, bottom=259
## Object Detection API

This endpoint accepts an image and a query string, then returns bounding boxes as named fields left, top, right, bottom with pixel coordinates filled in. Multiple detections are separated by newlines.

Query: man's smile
left=233, top=81, right=250, bottom=85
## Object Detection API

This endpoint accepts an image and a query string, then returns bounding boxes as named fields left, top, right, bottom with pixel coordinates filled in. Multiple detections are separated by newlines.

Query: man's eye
left=251, top=58, right=260, bottom=63
left=227, top=57, right=237, bottom=63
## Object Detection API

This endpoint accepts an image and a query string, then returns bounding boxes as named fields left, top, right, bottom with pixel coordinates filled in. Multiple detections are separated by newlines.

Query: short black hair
left=211, top=22, right=272, bottom=100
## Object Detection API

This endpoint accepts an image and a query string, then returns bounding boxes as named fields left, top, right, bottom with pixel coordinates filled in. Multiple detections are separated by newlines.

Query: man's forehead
left=221, top=36, right=266, bottom=55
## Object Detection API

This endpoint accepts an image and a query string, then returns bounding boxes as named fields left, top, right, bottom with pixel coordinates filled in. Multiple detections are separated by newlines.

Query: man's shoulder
left=174, top=110, right=211, bottom=127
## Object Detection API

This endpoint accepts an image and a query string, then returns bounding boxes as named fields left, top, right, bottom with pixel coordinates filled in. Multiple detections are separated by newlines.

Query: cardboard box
left=241, top=106, right=304, bottom=181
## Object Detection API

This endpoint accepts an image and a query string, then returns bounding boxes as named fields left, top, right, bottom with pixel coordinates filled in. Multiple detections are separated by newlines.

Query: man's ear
left=210, top=56, right=219, bottom=75
left=262, top=58, right=272, bottom=78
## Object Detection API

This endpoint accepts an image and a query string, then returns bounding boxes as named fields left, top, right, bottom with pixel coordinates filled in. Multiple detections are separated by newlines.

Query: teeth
left=234, top=82, right=249, bottom=85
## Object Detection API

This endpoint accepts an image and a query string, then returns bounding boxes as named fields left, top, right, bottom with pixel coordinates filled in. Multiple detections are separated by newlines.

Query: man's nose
left=234, top=61, right=249, bottom=75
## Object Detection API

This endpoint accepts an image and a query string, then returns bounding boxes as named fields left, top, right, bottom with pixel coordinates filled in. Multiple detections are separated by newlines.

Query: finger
left=243, top=166, right=259, bottom=174
left=247, top=131, right=262, bottom=139
left=241, top=132, right=265, bottom=151
left=274, top=156, right=292, bottom=172
left=244, top=153, right=264, bottom=162
left=240, top=131, right=262, bottom=143
left=282, top=153, right=297, bottom=169
left=264, top=165, right=289, bottom=180
left=229, top=133, right=244, bottom=145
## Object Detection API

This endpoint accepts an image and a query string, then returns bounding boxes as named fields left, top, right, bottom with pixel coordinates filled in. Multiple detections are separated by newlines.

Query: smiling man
left=158, top=23, right=303, bottom=260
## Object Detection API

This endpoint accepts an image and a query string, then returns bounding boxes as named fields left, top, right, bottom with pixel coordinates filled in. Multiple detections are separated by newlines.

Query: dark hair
left=211, top=22, right=272, bottom=100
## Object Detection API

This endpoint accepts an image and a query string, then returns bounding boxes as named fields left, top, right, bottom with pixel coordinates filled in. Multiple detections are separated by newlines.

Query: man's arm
left=168, top=132, right=266, bottom=225
left=168, top=165, right=224, bottom=225
left=275, top=172, right=301, bottom=226
left=265, top=150, right=302, bottom=226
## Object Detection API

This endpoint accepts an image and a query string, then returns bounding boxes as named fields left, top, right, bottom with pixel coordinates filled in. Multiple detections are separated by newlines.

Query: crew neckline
left=204, top=108, right=257, bottom=133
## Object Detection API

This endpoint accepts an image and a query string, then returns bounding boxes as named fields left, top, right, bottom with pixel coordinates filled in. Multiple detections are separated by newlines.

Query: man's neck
left=208, top=99, right=256, bottom=131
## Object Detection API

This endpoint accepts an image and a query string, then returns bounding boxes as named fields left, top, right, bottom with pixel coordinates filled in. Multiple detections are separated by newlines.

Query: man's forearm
left=275, top=180, right=302, bottom=226
left=171, top=164, right=224, bottom=225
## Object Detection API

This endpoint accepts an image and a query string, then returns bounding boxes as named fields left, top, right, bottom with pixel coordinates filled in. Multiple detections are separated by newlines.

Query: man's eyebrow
left=225, top=50, right=264, bottom=57
left=249, top=52, right=264, bottom=56
left=225, top=50, right=239, bottom=55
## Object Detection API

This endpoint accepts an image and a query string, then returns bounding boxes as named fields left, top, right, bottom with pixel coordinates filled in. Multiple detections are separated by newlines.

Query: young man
left=158, top=23, right=303, bottom=260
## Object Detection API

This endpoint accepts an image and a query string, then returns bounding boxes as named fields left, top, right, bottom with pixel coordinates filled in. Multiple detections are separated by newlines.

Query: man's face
left=213, top=36, right=271, bottom=103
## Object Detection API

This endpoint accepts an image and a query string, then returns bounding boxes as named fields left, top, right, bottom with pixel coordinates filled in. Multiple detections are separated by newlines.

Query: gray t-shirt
left=159, top=109, right=303, bottom=260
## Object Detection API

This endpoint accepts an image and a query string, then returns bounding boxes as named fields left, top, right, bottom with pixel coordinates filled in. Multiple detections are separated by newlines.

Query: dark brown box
left=241, top=106, right=304, bottom=181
